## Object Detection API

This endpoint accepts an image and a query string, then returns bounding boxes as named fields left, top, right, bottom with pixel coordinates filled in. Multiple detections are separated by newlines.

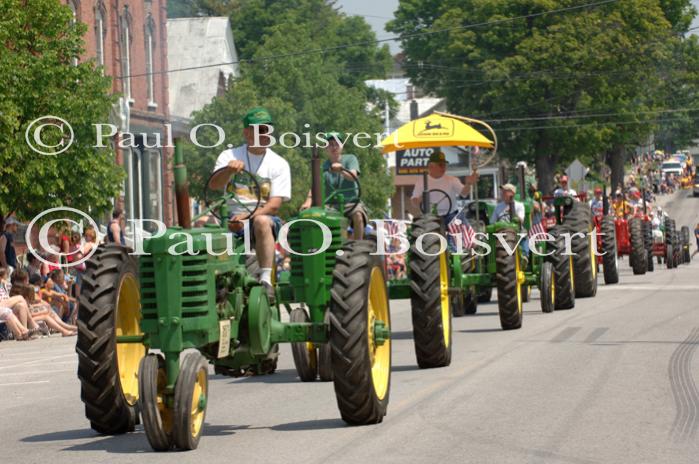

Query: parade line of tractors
left=73, top=114, right=692, bottom=451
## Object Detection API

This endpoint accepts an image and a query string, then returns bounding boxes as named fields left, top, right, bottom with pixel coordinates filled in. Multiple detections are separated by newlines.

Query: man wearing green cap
left=410, top=150, right=478, bottom=222
left=300, top=132, right=368, bottom=240
left=208, top=107, right=291, bottom=299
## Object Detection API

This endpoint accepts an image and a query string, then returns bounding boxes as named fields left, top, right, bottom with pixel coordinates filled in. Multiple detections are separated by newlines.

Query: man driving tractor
left=409, top=150, right=478, bottom=222
left=208, top=107, right=291, bottom=300
left=300, top=132, right=368, bottom=240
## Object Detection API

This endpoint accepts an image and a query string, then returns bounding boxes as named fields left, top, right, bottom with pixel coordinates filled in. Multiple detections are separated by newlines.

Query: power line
left=496, top=113, right=699, bottom=131
left=123, top=0, right=619, bottom=79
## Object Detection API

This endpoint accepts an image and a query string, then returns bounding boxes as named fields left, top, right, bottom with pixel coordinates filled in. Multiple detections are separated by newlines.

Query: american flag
left=447, top=211, right=476, bottom=250
left=528, top=220, right=547, bottom=244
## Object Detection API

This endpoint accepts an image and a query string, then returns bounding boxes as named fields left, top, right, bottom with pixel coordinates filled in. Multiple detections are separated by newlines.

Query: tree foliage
left=388, top=0, right=698, bottom=193
left=182, top=0, right=394, bottom=217
left=0, top=0, right=123, bottom=220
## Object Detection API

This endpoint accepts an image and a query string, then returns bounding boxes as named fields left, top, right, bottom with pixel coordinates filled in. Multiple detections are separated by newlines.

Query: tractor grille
left=139, top=254, right=210, bottom=319
left=288, top=222, right=343, bottom=279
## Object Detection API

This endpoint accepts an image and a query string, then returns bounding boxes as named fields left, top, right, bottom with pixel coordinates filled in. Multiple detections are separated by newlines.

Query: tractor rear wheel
left=76, top=245, right=145, bottom=435
left=495, top=228, right=523, bottom=330
left=139, top=354, right=173, bottom=451
left=564, top=203, right=597, bottom=297
left=681, top=226, right=691, bottom=263
left=629, top=218, right=647, bottom=275
left=549, top=227, right=575, bottom=310
left=172, top=352, right=209, bottom=450
left=601, top=216, right=619, bottom=284
left=665, top=218, right=676, bottom=269
left=408, top=216, right=452, bottom=368
left=290, top=307, right=317, bottom=382
left=540, top=261, right=555, bottom=313
left=329, top=240, right=390, bottom=424
left=642, top=220, right=654, bottom=272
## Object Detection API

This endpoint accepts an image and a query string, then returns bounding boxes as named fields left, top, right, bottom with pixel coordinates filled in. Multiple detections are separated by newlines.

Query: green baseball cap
left=325, top=131, right=346, bottom=142
left=242, top=107, right=273, bottom=128
left=428, top=150, right=448, bottom=164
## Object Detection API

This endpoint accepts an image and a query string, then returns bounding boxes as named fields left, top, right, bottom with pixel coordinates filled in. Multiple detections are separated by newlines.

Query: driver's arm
left=460, top=171, right=478, bottom=196
left=209, top=159, right=244, bottom=190
left=252, top=196, right=283, bottom=217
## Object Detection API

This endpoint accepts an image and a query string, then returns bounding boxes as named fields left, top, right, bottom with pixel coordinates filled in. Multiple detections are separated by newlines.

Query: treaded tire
left=290, top=307, right=317, bottom=382
left=665, top=218, right=676, bottom=269
left=172, top=352, right=209, bottom=450
left=642, top=220, right=654, bottom=272
left=681, top=226, right=691, bottom=263
left=477, top=287, right=492, bottom=303
left=540, top=261, right=555, bottom=313
left=549, top=227, right=575, bottom=310
left=76, top=244, right=143, bottom=435
left=601, top=216, right=619, bottom=284
left=629, top=218, right=647, bottom=275
left=329, top=240, right=390, bottom=424
left=139, top=354, right=172, bottom=451
left=563, top=202, right=597, bottom=297
left=408, top=215, right=452, bottom=368
left=495, top=228, right=523, bottom=330
left=451, top=255, right=477, bottom=317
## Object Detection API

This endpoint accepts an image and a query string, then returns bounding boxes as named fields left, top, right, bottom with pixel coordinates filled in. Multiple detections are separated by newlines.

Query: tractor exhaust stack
left=311, top=146, right=323, bottom=207
left=173, top=138, right=192, bottom=229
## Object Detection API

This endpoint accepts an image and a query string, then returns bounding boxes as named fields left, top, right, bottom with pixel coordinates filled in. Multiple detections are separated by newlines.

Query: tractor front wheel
left=76, top=245, right=145, bottom=435
left=540, top=261, right=555, bottom=313
left=329, top=240, right=391, bottom=424
left=139, top=354, right=173, bottom=451
left=172, top=352, right=209, bottom=450
left=290, top=307, right=317, bottom=382
left=408, top=216, right=452, bottom=368
left=495, top=229, right=523, bottom=330
left=549, top=227, right=575, bottom=310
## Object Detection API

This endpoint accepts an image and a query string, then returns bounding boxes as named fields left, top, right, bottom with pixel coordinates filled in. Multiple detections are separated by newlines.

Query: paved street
left=2, top=191, right=698, bottom=464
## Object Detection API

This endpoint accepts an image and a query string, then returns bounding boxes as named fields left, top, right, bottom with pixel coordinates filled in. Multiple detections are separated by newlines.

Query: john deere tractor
left=76, top=142, right=391, bottom=451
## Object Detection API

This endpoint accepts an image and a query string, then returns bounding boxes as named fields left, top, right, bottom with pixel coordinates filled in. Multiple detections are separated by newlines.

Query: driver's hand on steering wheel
left=227, top=159, right=245, bottom=174
left=228, top=213, right=250, bottom=233
left=330, top=162, right=343, bottom=173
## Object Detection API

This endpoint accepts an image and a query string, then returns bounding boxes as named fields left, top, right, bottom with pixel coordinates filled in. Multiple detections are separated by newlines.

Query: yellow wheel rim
left=367, top=268, right=390, bottom=401
left=550, top=268, right=556, bottom=307
left=515, top=252, right=523, bottom=314
left=439, top=253, right=450, bottom=349
left=307, top=342, right=317, bottom=370
left=190, top=367, right=207, bottom=438
left=115, top=274, right=145, bottom=406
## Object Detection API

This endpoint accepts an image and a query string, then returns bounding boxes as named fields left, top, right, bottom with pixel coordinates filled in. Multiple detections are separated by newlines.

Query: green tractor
left=76, top=142, right=391, bottom=451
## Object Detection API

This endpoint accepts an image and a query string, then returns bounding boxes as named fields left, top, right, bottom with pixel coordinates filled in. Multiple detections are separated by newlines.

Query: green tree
left=183, top=1, right=393, bottom=217
left=0, top=0, right=123, bottom=220
left=388, top=0, right=693, bottom=193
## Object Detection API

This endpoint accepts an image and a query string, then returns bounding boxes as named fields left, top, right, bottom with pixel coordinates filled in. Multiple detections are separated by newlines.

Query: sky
left=337, top=0, right=401, bottom=53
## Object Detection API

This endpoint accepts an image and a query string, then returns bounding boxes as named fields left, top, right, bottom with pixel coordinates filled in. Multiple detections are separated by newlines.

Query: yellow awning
left=380, top=113, right=494, bottom=154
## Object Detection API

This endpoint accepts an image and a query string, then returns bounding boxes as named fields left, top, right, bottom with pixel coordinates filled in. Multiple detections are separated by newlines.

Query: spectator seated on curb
left=11, top=270, right=76, bottom=336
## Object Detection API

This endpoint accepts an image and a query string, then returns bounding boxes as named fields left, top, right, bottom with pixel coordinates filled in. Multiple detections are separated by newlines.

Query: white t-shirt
left=553, top=187, right=577, bottom=198
left=490, top=201, right=525, bottom=224
left=411, top=174, right=464, bottom=216
left=213, top=145, right=291, bottom=215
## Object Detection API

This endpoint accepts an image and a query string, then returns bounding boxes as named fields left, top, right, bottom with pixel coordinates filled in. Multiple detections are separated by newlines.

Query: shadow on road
left=270, top=418, right=347, bottom=431
left=391, top=364, right=421, bottom=372
left=220, top=368, right=301, bottom=384
left=458, top=328, right=504, bottom=333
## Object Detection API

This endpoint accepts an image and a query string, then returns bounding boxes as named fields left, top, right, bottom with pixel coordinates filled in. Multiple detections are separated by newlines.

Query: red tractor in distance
left=611, top=189, right=653, bottom=275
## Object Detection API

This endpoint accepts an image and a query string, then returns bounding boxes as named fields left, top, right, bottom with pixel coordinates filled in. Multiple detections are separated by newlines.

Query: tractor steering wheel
left=325, top=167, right=362, bottom=217
left=203, top=167, right=262, bottom=222
left=419, top=188, right=453, bottom=217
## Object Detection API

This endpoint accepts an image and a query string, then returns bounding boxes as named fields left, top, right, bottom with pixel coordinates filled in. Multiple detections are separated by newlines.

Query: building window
left=145, top=13, right=157, bottom=108
left=120, top=6, right=133, bottom=104
left=94, top=1, right=106, bottom=71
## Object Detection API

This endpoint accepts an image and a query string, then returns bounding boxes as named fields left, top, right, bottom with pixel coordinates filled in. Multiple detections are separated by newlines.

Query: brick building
left=65, top=0, right=174, bottom=227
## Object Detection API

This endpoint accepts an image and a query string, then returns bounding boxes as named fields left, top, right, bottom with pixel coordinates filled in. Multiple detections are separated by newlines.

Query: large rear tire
left=329, top=240, right=390, bottom=424
left=665, top=218, right=676, bottom=269
left=601, top=216, right=619, bottom=284
left=495, top=229, right=523, bottom=330
left=76, top=245, right=145, bottom=435
left=564, top=203, right=597, bottom=297
left=681, top=226, right=691, bottom=263
left=408, top=216, right=452, bottom=368
left=549, top=227, right=575, bottom=310
left=629, top=218, right=647, bottom=275
left=642, top=220, right=654, bottom=272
